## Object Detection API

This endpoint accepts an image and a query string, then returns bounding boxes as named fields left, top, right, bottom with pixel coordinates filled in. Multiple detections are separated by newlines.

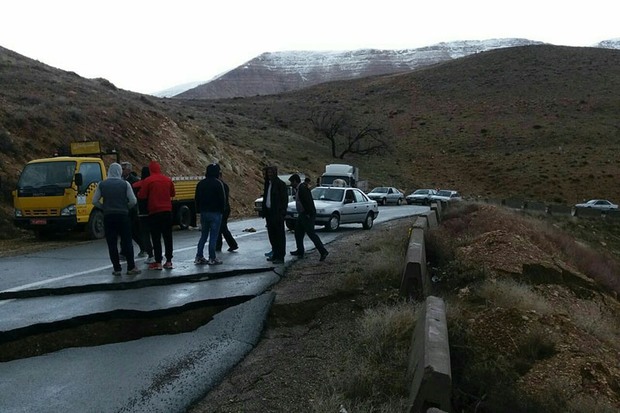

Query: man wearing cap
left=288, top=173, right=328, bottom=261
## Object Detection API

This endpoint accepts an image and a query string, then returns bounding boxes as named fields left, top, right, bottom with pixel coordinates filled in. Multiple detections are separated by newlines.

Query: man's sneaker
left=126, top=268, right=142, bottom=275
left=145, top=256, right=155, bottom=264
left=264, top=250, right=273, bottom=257
left=290, top=250, right=304, bottom=257
left=207, top=258, right=223, bottom=265
left=319, top=251, right=329, bottom=262
left=112, top=270, right=122, bottom=276
left=228, top=246, right=239, bottom=252
left=137, top=251, right=147, bottom=258
left=148, top=262, right=163, bottom=270
left=163, top=261, right=173, bottom=269
left=194, top=257, right=208, bottom=265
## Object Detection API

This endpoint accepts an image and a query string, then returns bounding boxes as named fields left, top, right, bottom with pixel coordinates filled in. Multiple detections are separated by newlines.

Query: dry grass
left=434, top=203, right=620, bottom=412
left=478, top=278, right=554, bottom=315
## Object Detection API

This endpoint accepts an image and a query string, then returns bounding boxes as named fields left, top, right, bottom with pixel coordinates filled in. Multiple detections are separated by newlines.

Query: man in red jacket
left=138, top=160, right=176, bottom=270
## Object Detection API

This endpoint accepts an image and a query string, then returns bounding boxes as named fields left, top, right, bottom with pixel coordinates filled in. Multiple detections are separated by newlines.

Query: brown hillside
left=1, top=44, right=620, bottom=238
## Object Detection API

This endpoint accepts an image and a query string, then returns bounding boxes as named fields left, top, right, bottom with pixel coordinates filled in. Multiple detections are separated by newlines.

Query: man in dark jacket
left=120, top=162, right=144, bottom=258
left=261, top=166, right=288, bottom=264
left=194, top=163, right=227, bottom=265
left=288, top=174, right=328, bottom=261
left=216, top=170, right=239, bottom=253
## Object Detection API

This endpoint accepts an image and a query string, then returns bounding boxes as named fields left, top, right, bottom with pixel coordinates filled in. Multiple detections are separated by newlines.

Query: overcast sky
left=2, top=0, right=618, bottom=94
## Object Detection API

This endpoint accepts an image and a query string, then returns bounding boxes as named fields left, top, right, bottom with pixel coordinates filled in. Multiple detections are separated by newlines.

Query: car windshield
left=414, top=189, right=429, bottom=195
left=437, top=190, right=452, bottom=196
left=370, top=187, right=388, bottom=193
left=18, top=161, right=77, bottom=189
left=312, top=187, right=344, bottom=202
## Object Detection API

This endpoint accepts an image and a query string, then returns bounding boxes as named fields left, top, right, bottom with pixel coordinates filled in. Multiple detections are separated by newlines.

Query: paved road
left=0, top=205, right=427, bottom=413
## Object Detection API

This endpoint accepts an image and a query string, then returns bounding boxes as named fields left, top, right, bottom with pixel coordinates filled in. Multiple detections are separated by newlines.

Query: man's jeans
left=196, top=212, right=223, bottom=260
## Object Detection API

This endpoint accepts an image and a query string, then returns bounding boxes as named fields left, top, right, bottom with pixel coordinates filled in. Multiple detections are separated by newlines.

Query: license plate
left=30, top=218, right=47, bottom=225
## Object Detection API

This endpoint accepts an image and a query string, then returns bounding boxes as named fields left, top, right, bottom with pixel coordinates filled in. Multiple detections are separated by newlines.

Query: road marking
left=0, top=229, right=267, bottom=298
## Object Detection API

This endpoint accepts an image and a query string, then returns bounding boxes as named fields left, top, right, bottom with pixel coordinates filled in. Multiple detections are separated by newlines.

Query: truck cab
left=13, top=155, right=107, bottom=238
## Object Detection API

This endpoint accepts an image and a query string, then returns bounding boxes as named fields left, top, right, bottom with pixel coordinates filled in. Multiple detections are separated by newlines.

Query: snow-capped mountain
left=152, top=80, right=206, bottom=98
left=596, top=38, right=620, bottom=49
left=172, top=38, right=544, bottom=99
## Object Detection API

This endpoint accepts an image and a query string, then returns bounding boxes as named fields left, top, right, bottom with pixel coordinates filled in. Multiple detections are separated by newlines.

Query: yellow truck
left=12, top=141, right=199, bottom=239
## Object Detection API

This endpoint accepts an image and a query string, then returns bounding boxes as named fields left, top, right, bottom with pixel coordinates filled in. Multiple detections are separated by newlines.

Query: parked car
left=405, top=189, right=437, bottom=205
left=285, top=186, right=379, bottom=231
left=573, top=199, right=618, bottom=210
left=366, top=186, right=404, bottom=205
left=431, top=189, right=462, bottom=203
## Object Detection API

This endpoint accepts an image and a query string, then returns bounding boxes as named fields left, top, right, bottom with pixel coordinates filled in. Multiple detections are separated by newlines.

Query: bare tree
left=309, top=110, right=387, bottom=159
left=308, top=109, right=346, bottom=158
left=338, top=124, right=387, bottom=159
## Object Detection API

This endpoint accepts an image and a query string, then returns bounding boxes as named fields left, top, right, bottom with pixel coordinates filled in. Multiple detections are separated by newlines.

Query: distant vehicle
left=319, top=164, right=368, bottom=191
left=405, top=189, right=437, bottom=205
left=285, top=186, right=379, bottom=231
left=431, top=190, right=462, bottom=203
left=573, top=199, right=618, bottom=210
left=367, top=186, right=404, bottom=205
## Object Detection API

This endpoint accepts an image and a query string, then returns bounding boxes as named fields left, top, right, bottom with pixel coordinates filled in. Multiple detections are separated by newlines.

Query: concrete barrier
left=604, top=210, right=620, bottom=219
left=421, top=210, right=438, bottom=228
left=400, top=227, right=429, bottom=300
left=502, top=198, right=524, bottom=209
left=522, top=201, right=547, bottom=213
left=572, top=207, right=603, bottom=218
left=430, top=201, right=442, bottom=223
left=547, top=204, right=572, bottom=215
left=407, top=296, right=452, bottom=413
left=413, top=215, right=429, bottom=229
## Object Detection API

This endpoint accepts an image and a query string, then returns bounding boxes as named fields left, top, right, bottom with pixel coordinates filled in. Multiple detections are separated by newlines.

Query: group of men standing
left=261, top=166, right=328, bottom=264
left=94, top=161, right=327, bottom=276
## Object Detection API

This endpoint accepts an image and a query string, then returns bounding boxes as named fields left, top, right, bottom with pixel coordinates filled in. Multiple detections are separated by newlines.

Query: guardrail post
left=430, top=201, right=442, bottom=223
left=407, top=296, right=452, bottom=412
left=400, top=226, right=429, bottom=300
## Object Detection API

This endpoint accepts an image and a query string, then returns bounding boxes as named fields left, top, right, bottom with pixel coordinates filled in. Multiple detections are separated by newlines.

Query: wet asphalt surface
left=0, top=207, right=426, bottom=412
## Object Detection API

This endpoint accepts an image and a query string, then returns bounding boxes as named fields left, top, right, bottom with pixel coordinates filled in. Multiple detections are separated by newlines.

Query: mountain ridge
left=166, top=38, right=620, bottom=99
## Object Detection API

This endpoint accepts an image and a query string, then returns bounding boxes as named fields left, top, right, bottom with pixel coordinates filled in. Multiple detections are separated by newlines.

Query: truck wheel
left=362, top=212, right=374, bottom=229
left=87, top=209, right=105, bottom=239
left=177, top=205, right=191, bottom=229
left=325, top=213, right=340, bottom=231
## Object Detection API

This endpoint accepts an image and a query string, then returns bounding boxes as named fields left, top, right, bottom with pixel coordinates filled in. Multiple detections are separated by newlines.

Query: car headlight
left=316, top=208, right=325, bottom=214
left=61, top=204, right=77, bottom=216
left=14, top=209, right=23, bottom=217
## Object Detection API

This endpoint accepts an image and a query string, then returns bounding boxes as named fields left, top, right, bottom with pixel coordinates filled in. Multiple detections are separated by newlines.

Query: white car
left=285, top=186, right=379, bottom=231
left=574, top=199, right=618, bottom=210
left=405, top=189, right=437, bottom=205
left=366, top=186, right=404, bottom=205
left=431, top=190, right=462, bottom=203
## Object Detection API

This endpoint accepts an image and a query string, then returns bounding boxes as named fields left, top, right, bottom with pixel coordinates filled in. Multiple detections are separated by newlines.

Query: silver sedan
left=366, top=186, right=405, bottom=205
left=286, top=186, right=379, bottom=231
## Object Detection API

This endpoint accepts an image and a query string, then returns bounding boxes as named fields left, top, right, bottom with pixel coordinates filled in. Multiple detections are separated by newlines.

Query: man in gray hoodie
left=93, top=163, right=142, bottom=276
